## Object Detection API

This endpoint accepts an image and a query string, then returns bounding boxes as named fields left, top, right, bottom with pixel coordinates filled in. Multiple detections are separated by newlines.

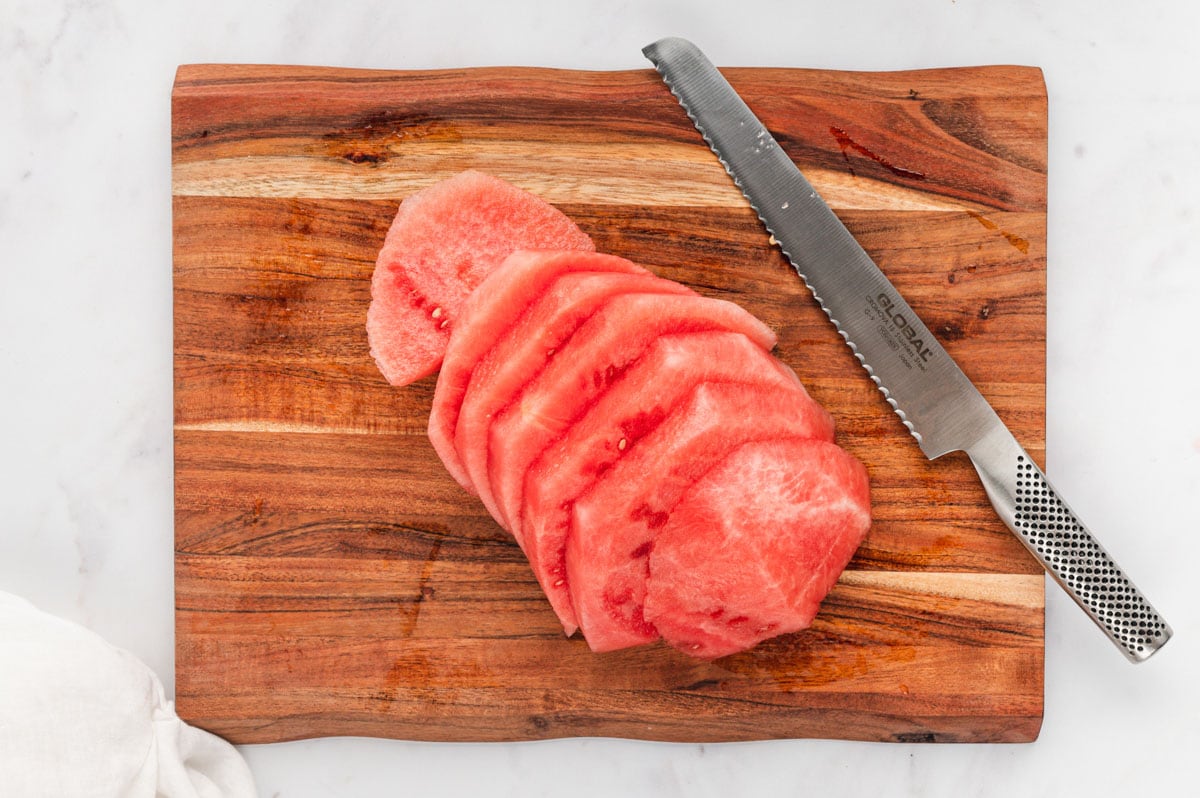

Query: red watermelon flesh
left=516, top=331, right=816, bottom=637
left=429, top=250, right=652, bottom=493
left=644, top=437, right=871, bottom=659
left=484, top=291, right=777, bottom=538
left=367, top=171, right=594, bottom=387
left=567, top=382, right=836, bottom=653
left=455, top=273, right=694, bottom=526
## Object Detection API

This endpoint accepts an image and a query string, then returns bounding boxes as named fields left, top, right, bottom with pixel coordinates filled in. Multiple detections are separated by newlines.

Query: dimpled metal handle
left=967, top=423, right=1172, bottom=661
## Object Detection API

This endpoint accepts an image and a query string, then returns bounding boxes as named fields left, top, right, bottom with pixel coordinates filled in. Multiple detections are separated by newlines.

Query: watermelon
left=429, top=250, right=653, bottom=493
left=515, top=331, right=815, bottom=636
left=367, top=171, right=594, bottom=387
left=567, top=382, right=836, bottom=653
left=644, top=437, right=871, bottom=659
left=366, top=170, right=874, bottom=660
left=454, top=272, right=693, bottom=526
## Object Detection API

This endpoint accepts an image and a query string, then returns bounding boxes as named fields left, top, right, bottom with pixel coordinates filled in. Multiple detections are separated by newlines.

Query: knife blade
left=643, top=36, right=1172, bottom=662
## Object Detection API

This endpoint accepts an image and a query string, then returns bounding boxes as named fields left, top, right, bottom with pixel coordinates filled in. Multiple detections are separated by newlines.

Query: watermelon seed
left=431, top=306, right=443, bottom=319
left=439, top=319, right=450, bottom=330
left=553, top=579, right=564, bottom=587
left=618, top=438, right=628, bottom=451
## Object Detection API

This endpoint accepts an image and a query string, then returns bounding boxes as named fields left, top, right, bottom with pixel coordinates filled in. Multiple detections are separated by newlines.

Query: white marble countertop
left=2, top=1, right=1196, bottom=795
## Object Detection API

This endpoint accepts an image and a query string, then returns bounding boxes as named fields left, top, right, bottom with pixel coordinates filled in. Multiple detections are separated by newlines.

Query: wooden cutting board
left=173, top=62, right=1047, bottom=744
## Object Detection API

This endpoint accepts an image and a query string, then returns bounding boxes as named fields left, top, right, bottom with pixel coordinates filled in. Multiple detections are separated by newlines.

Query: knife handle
left=965, top=425, right=1172, bottom=662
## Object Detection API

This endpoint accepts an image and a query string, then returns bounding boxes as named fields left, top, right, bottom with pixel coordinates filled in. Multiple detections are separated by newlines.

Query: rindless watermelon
left=645, top=437, right=871, bottom=659
left=367, top=170, right=873, bottom=660
left=367, top=171, right=594, bottom=387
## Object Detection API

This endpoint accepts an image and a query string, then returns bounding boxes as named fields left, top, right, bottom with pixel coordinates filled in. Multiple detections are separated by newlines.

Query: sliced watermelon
left=368, top=172, right=874, bottom=660
left=367, top=171, right=594, bottom=387
left=567, top=382, right=836, bottom=653
left=455, top=273, right=693, bottom=527
left=645, top=437, right=871, bottom=659
left=429, top=250, right=653, bottom=493
left=516, top=331, right=822, bottom=637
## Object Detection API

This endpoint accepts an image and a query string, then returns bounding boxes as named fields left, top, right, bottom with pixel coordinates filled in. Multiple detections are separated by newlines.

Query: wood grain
left=173, top=63, right=1047, bottom=743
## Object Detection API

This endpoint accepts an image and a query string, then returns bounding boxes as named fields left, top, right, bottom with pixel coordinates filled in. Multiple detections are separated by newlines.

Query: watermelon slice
left=567, top=382, right=836, bottom=653
left=367, top=171, right=594, bottom=387
left=455, top=272, right=693, bottom=526
left=516, top=331, right=823, bottom=636
left=429, top=250, right=653, bottom=493
left=645, top=437, right=871, bottom=659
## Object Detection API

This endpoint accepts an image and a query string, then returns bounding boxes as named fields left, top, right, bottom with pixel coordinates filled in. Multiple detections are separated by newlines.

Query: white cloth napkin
left=0, top=591, right=257, bottom=797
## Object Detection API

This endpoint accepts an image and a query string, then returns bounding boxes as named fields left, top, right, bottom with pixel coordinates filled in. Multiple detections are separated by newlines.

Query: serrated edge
left=647, top=53, right=922, bottom=446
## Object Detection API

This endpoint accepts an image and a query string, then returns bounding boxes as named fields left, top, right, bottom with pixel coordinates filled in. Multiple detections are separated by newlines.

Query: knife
left=643, top=36, right=1172, bottom=662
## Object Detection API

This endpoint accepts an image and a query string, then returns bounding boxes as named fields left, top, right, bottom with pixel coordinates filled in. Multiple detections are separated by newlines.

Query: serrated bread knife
left=643, top=36, right=1171, bottom=662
